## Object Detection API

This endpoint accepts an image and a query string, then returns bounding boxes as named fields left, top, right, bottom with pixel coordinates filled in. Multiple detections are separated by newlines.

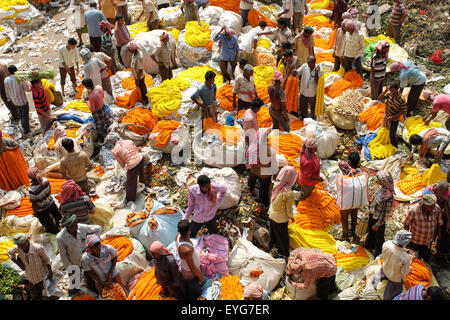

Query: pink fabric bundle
left=196, top=234, right=229, bottom=278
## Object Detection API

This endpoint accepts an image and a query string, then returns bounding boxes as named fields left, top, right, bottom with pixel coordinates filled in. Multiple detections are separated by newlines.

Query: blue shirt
left=191, top=83, right=217, bottom=106
left=213, top=33, right=239, bottom=62
left=399, top=60, right=426, bottom=87
left=84, top=9, right=107, bottom=37
left=393, top=284, right=426, bottom=300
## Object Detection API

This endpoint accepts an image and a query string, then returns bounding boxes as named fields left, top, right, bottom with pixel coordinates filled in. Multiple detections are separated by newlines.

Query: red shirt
left=87, top=85, right=104, bottom=112
left=299, top=153, right=320, bottom=186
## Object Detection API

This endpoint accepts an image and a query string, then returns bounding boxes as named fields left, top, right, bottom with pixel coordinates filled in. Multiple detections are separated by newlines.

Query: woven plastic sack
left=218, top=11, right=243, bottom=35
left=91, top=198, right=114, bottom=231
left=158, top=6, right=185, bottom=29
left=285, top=274, right=318, bottom=300
left=199, top=6, right=224, bottom=25
left=120, top=30, right=177, bottom=75
left=149, top=126, right=189, bottom=154
left=336, top=173, right=369, bottom=210
left=325, top=103, right=356, bottom=130
left=177, top=29, right=212, bottom=68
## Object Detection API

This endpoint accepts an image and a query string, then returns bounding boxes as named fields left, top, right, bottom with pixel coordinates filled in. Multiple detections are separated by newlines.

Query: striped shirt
left=29, top=178, right=54, bottom=212
left=390, top=1, right=406, bottom=26
left=370, top=52, right=388, bottom=80
left=31, top=86, right=49, bottom=113
left=394, top=284, right=426, bottom=300
left=4, top=75, right=29, bottom=107
left=60, top=195, right=95, bottom=225
left=101, top=33, right=113, bottom=55
left=384, top=91, right=407, bottom=118
left=404, top=203, right=444, bottom=246
left=7, top=243, right=51, bottom=284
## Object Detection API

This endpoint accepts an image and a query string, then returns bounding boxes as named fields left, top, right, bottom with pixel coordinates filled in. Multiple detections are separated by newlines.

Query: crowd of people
left=0, top=0, right=449, bottom=301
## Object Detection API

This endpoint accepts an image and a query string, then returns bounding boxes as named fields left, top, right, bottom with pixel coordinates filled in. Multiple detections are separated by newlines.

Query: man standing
left=114, top=0, right=130, bottom=25
left=370, top=40, right=389, bottom=100
left=73, top=0, right=88, bottom=47
left=375, top=230, right=413, bottom=300
left=278, top=0, right=294, bottom=28
left=84, top=2, right=108, bottom=52
left=377, top=82, right=407, bottom=148
left=213, top=26, right=239, bottom=83
left=240, top=0, right=254, bottom=27
left=332, top=20, right=347, bottom=71
left=30, top=79, right=54, bottom=136
left=82, top=78, right=111, bottom=142
left=112, top=139, right=145, bottom=203
left=386, top=0, right=407, bottom=45
left=80, top=48, right=113, bottom=98
left=191, top=71, right=218, bottom=123
left=151, top=32, right=175, bottom=82
left=137, top=0, right=160, bottom=30
left=183, top=175, right=227, bottom=238
left=114, top=14, right=132, bottom=66
left=4, top=65, right=31, bottom=136
left=129, top=42, right=150, bottom=104
left=341, top=19, right=365, bottom=75
left=293, top=0, right=307, bottom=33
left=60, top=138, right=94, bottom=194
left=7, top=234, right=53, bottom=300
left=404, top=194, right=444, bottom=262
left=180, top=0, right=200, bottom=24
left=293, top=56, right=322, bottom=120
left=268, top=71, right=290, bottom=132
left=0, top=62, right=19, bottom=120
left=233, top=65, right=257, bottom=112
left=99, top=0, right=117, bottom=24
left=59, top=38, right=80, bottom=97
left=56, top=215, right=102, bottom=293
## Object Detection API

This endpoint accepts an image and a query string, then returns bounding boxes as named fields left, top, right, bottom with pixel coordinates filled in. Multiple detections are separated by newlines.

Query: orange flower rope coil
left=396, top=174, right=424, bottom=195
left=220, top=275, right=244, bottom=300
left=114, top=88, right=142, bottom=109
left=359, top=103, right=386, bottom=131
left=0, top=134, right=30, bottom=191
left=121, top=107, right=159, bottom=135
left=303, top=14, right=335, bottom=29
left=404, top=258, right=432, bottom=290
left=102, top=236, right=134, bottom=262
left=256, top=86, right=270, bottom=104
left=248, top=9, right=277, bottom=28
left=102, top=283, right=128, bottom=300
left=325, top=70, right=364, bottom=99
left=285, top=76, right=299, bottom=113
left=121, top=74, right=154, bottom=91
left=314, top=29, right=337, bottom=50
left=203, top=117, right=241, bottom=146
left=6, top=197, right=33, bottom=218
left=151, top=120, right=181, bottom=148
left=268, top=133, right=303, bottom=179
left=128, top=267, right=177, bottom=300
left=217, top=84, right=234, bottom=111
left=292, top=188, right=341, bottom=231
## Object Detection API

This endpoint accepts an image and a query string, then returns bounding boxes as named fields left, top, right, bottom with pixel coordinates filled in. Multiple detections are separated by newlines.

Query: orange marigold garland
left=220, top=275, right=244, bottom=300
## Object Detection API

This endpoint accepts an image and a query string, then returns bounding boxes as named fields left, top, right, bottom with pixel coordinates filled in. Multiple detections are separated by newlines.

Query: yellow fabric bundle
left=41, top=79, right=55, bottom=103
left=253, top=65, right=274, bottom=87
left=422, top=164, right=447, bottom=187
left=288, top=224, right=337, bottom=254
left=169, top=28, right=181, bottom=42
left=364, top=34, right=395, bottom=46
left=315, top=74, right=325, bottom=115
left=325, top=67, right=345, bottom=79
left=147, top=78, right=190, bottom=118
left=0, top=239, right=14, bottom=262
left=65, top=100, right=90, bottom=113
left=334, top=246, right=370, bottom=272
left=175, top=65, right=224, bottom=86
left=405, top=116, right=441, bottom=138
left=368, top=127, right=397, bottom=159
left=310, top=0, right=330, bottom=10
left=184, top=21, right=211, bottom=47
left=128, top=22, right=149, bottom=38
left=401, top=165, right=419, bottom=180
left=257, top=38, right=271, bottom=51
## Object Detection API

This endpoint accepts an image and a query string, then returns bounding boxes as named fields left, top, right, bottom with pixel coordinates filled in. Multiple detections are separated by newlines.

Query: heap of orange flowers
left=121, top=107, right=159, bottom=135
left=325, top=70, right=364, bottom=99
left=203, top=118, right=241, bottom=146
left=151, top=120, right=181, bottom=148
left=102, top=236, right=134, bottom=262
left=128, top=267, right=177, bottom=300
left=220, top=275, right=244, bottom=300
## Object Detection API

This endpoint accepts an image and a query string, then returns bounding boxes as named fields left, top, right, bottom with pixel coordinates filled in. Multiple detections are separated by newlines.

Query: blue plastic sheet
left=356, top=133, right=377, bottom=161
left=57, top=105, right=111, bottom=125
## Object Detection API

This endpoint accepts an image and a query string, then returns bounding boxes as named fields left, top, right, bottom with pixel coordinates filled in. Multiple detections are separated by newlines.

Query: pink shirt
left=242, top=109, right=258, bottom=132
left=183, top=183, right=227, bottom=223
left=87, top=85, right=104, bottom=112
left=432, top=94, right=450, bottom=114
left=299, top=153, right=320, bottom=186
left=112, top=139, right=143, bottom=170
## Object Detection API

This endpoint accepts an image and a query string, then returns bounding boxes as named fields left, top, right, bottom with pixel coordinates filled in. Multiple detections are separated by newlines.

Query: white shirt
left=381, top=240, right=412, bottom=283
left=143, top=0, right=159, bottom=22
left=4, top=75, right=30, bottom=107
left=84, top=57, right=107, bottom=87
left=56, top=223, right=102, bottom=269
left=281, top=0, right=294, bottom=19
left=59, top=45, right=80, bottom=68
left=296, top=63, right=322, bottom=97
left=240, top=0, right=253, bottom=10
left=342, top=31, right=365, bottom=58
left=240, top=26, right=262, bottom=53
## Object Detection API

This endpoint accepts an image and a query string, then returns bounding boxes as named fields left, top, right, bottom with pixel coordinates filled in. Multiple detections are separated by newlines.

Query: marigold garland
left=121, top=107, right=159, bottom=135
left=151, top=120, right=181, bottom=148
left=102, top=236, right=134, bottom=262
left=0, top=134, right=30, bottom=191
left=220, top=275, right=244, bottom=300
left=288, top=223, right=337, bottom=254
left=128, top=267, right=177, bottom=300
left=203, top=117, right=241, bottom=146
left=405, top=116, right=441, bottom=138
left=404, top=258, right=432, bottom=290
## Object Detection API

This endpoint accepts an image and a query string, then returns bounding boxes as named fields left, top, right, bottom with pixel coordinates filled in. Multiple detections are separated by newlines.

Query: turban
left=392, top=230, right=412, bottom=246
left=27, top=166, right=43, bottom=184
left=53, top=125, right=67, bottom=143
left=421, top=193, right=437, bottom=206
left=272, top=166, right=298, bottom=202
left=150, top=241, right=172, bottom=256
left=61, top=215, right=77, bottom=228
left=341, top=12, right=352, bottom=20
left=376, top=170, right=394, bottom=198
left=225, top=27, right=235, bottom=36
left=348, top=8, right=359, bottom=18
left=99, top=20, right=112, bottom=33
left=243, top=64, right=253, bottom=73
left=59, top=180, right=86, bottom=205
left=13, top=233, right=30, bottom=245
left=272, top=70, right=283, bottom=82
left=301, top=138, right=318, bottom=160
left=243, top=282, right=263, bottom=300
left=79, top=48, right=92, bottom=61
left=86, top=234, right=104, bottom=254
left=128, top=41, right=139, bottom=52
left=160, top=32, right=169, bottom=41
left=389, top=62, right=410, bottom=72
left=345, top=19, right=356, bottom=30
